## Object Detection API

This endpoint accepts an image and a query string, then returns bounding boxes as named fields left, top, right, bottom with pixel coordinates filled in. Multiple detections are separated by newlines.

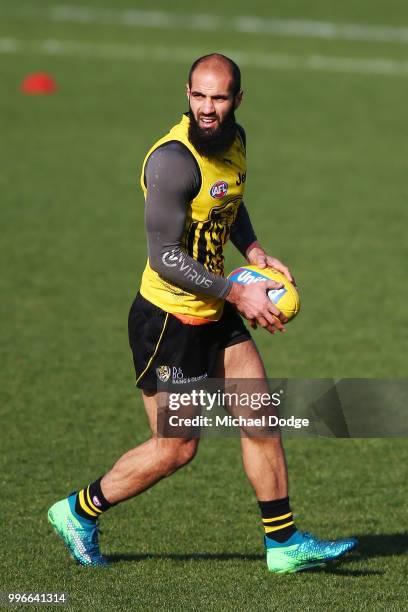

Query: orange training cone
left=21, top=73, right=57, bottom=95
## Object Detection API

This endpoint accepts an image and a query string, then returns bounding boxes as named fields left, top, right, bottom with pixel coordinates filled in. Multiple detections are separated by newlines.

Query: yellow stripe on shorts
left=136, top=313, right=169, bottom=385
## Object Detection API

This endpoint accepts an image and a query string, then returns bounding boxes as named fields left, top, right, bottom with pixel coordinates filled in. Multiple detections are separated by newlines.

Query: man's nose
left=202, top=97, right=215, bottom=114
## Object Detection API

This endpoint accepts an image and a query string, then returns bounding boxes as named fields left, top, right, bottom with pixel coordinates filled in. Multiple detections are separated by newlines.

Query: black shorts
left=128, top=292, right=251, bottom=390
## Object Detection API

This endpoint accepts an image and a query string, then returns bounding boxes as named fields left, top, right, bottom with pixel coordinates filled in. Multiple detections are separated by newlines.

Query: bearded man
left=48, top=53, right=357, bottom=572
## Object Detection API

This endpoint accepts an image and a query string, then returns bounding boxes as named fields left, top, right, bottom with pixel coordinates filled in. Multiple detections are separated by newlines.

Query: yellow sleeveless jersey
left=140, top=114, right=247, bottom=320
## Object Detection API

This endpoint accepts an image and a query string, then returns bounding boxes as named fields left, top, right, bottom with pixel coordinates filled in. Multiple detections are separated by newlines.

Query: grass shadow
left=352, top=532, right=408, bottom=560
left=107, top=552, right=263, bottom=563
left=107, top=532, right=408, bottom=572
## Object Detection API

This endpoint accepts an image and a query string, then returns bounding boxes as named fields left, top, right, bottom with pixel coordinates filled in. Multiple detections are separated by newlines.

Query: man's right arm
left=144, top=143, right=232, bottom=298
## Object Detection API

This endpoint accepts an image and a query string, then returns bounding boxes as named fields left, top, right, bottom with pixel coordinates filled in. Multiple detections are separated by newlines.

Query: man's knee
left=160, top=438, right=198, bottom=475
left=175, top=439, right=199, bottom=468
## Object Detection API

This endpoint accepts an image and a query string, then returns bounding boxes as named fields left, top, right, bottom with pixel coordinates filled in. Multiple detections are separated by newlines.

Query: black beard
left=188, top=109, right=237, bottom=158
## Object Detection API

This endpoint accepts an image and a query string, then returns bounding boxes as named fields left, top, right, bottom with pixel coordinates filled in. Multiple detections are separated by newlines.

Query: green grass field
left=1, top=1, right=408, bottom=610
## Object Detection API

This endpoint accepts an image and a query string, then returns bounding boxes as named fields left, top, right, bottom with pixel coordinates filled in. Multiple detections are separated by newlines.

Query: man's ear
left=186, top=83, right=191, bottom=101
left=234, top=89, right=243, bottom=110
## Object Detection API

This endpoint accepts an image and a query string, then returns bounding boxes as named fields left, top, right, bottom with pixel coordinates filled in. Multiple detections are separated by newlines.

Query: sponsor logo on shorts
left=172, top=366, right=184, bottom=380
left=171, top=367, right=207, bottom=383
left=92, top=496, right=102, bottom=507
left=210, top=180, right=228, bottom=199
left=156, top=365, right=171, bottom=382
left=156, top=365, right=208, bottom=385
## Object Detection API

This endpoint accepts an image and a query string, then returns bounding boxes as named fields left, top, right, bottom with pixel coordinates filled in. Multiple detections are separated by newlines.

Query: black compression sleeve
left=144, top=142, right=232, bottom=298
left=229, top=202, right=257, bottom=257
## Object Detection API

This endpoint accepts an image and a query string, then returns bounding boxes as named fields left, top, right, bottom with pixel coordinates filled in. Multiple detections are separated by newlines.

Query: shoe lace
left=299, top=531, right=332, bottom=547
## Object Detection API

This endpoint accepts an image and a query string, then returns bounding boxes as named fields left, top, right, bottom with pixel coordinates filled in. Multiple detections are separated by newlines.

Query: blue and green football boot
left=48, top=493, right=107, bottom=566
left=265, top=531, right=357, bottom=573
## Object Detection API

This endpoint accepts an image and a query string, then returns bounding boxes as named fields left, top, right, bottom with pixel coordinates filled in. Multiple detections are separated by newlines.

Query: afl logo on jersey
left=210, top=180, right=228, bottom=199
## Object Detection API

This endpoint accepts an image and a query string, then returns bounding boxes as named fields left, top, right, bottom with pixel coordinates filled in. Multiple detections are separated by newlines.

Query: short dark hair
left=188, top=53, right=241, bottom=96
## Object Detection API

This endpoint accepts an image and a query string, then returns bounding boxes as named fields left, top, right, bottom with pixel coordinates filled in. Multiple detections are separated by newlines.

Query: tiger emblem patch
left=156, top=365, right=171, bottom=382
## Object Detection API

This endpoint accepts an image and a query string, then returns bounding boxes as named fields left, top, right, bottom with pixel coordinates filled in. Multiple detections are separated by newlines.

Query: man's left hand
left=246, top=242, right=295, bottom=285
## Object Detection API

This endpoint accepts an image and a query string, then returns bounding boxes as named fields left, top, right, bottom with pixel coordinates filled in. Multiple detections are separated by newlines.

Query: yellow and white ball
left=228, top=264, right=300, bottom=321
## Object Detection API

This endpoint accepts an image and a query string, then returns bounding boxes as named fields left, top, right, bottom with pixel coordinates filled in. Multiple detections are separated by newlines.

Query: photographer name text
left=167, top=415, right=310, bottom=429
